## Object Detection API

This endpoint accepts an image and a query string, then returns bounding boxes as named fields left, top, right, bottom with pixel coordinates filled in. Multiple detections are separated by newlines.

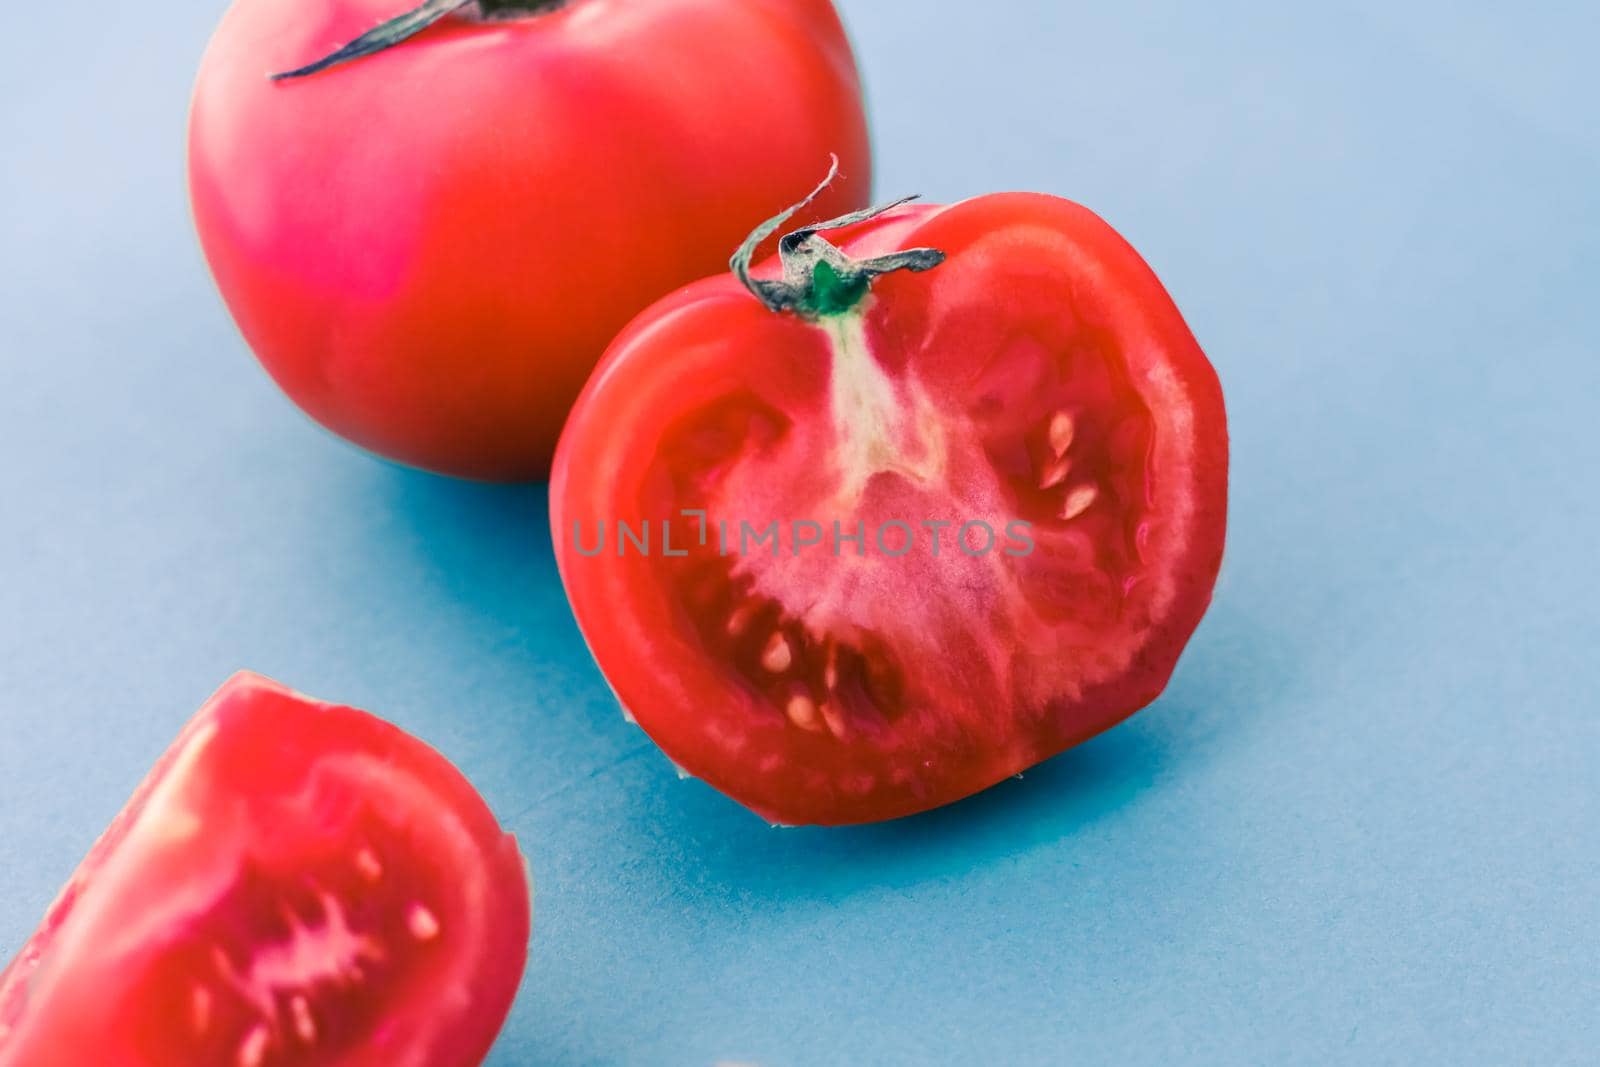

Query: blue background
left=2, top=2, right=1597, bottom=1063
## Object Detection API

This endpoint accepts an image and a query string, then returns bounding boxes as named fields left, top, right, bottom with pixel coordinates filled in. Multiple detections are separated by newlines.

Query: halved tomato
left=551, top=178, right=1228, bottom=825
left=0, top=672, right=530, bottom=1066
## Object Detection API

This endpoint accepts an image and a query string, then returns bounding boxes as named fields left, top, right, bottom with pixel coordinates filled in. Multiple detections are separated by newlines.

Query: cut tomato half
left=552, top=184, right=1228, bottom=825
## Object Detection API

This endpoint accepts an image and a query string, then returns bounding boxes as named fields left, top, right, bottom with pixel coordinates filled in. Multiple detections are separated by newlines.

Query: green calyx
left=731, top=156, right=946, bottom=320
left=808, top=261, right=872, bottom=317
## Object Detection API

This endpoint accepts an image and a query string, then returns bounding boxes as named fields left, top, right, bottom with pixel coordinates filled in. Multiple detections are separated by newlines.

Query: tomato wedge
left=551, top=176, right=1228, bottom=825
left=0, top=672, right=530, bottom=1066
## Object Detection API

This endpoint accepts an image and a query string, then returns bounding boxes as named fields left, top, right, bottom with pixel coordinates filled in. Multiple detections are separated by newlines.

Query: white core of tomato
left=820, top=310, right=948, bottom=501
left=211, top=890, right=387, bottom=1025
left=717, top=305, right=1026, bottom=708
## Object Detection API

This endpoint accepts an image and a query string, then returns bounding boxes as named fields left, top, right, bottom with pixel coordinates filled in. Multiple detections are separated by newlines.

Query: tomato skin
left=0, top=672, right=530, bottom=1066
left=551, top=193, right=1228, bottom=826
left=188, top=0, right=872, bottom=481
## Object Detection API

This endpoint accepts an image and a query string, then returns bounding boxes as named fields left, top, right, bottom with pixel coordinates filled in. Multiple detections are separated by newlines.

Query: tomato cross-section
left=552, top=189, right=1228, bottom=825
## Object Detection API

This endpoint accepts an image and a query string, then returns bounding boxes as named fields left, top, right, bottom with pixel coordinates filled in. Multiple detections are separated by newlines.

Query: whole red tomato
left=189, top=0, right=871, bottom=480
left=0, top=672, right=530, bottom=1066
left=551, top=178, right=1228, bottom=825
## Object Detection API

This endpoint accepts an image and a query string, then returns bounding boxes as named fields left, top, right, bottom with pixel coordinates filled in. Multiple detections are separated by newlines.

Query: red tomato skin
left=189, top=0, right=872, bottom=481
left=0, top=672, right=530, bottom=1067
left=551, top=194, right=1228, bottom=826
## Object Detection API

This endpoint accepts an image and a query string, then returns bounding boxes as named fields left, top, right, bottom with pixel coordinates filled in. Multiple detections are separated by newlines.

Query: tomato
left=551, top=177, right=1228, bottom=825
left=188, top=0, right=872, bottom=481
left=0, top=672, right=530, bottom=1066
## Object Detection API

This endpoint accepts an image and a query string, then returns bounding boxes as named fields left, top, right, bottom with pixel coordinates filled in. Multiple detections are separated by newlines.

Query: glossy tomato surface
left=552, top=193, right=1228, bottom=825
left=0, top=672, right=530, bottom=1066
left=189, top=0, right=871, bottom=481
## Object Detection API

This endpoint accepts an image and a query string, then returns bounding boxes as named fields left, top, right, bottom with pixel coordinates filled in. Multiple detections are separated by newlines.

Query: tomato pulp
left=552, top=186, right=1228, bottom=825
left=0, top=673, right=530, bottom=1066
left=189, top=0, right=872, bottom=480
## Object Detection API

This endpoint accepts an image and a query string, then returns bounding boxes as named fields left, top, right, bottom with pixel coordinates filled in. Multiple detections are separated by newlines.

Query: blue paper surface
left=1, top=2, right=1596, bottom=1063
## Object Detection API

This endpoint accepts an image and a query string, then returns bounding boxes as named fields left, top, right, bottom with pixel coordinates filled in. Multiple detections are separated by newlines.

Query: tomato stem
left=731, top=156, right=946, bottom=319
left=271, top=0, right=568, bottom=81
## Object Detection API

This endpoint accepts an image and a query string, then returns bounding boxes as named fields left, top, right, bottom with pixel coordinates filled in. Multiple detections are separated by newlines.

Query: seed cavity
left=678, top=555, right=905, bottom=741
left=407, top=902, right=441, bottom=942
left=1062, top=484, right=1099, bottom=520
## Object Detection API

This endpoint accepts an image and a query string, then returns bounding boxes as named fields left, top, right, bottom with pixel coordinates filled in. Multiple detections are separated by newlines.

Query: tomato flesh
left=552, top=193, right=1228, bottom=825
left=0, top=673, right=530, bottom=1066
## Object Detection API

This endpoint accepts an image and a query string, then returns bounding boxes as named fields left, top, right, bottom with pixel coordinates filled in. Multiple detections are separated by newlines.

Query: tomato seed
left=290, top=994, right=317, bottom=1043
left=1039, top=455, right=1072, bottom=489
left=354, top=848, right=382, bottom=883
left=236, top=1024, right=270, bottom=1067
left=407, top=903, right=440, bottom=942
left=1049, top=410, right=1076, bottom=455
left=761, top=633, right=793, bottom=673
left=786, top=695, right=821, bottom=731
left=1062, top=484, right=1099, bottom=520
